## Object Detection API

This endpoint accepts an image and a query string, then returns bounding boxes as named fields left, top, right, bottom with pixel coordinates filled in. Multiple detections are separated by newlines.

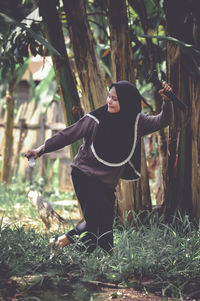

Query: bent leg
left=66, top=167, right=116, bottom=253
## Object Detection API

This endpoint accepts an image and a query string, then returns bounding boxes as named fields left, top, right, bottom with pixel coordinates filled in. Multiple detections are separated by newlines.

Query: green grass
left=1, top=180, right=200, bottom=300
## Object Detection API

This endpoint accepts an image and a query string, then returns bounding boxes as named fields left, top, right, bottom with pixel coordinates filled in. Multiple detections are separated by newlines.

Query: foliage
left=0, top=0, right=36, bottom=36
left=139, top=33, right=200, bottom=76
left=0, top=16, right=40, bottom=72
left=128, top=0, right=166, bottom=83
left=0, top=11, right=61, bottom=80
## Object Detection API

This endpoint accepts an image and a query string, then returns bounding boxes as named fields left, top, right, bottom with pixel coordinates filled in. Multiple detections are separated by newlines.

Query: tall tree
left=39, top=0, right=83, bottom=157
left=163, top=0, right=200, bottom=219
left=63, top=0, right=107, bottom=112
left=107, top=0, right=151, bottom=219
left=128, top=0, right=170, bottom=205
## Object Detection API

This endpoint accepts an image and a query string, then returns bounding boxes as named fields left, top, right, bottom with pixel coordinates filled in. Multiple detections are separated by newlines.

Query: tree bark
left=107, top=0, right=151, bottom=216
left=107, top=0, right=135, bottom=83
left=39, top=0, right=83, bottom=157
left=190, top=78, right=200, bottom=218
left=63, top=0, right=107, bottom=112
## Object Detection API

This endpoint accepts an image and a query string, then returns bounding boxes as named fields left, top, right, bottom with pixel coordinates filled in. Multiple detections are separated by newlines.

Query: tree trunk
left=128, top=0, right=169, bottom=206
left=107, top=0, right=135, bottom=83
left=107, top=0, right=151, bottom=217
left=63, top=0, right=107, bottom=112
left=154, top=93, right=170, bottom=205
left=1, top=80, right=15, bottom=183
left=39, top=0, right=83, bottom=157
left=163, top=0, right=200, bottom=220
left=190, top=78, right=200, bottom=218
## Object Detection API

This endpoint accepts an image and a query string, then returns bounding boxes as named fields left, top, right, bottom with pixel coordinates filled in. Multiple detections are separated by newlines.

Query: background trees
left=38, top=0, right=83, bottom=157
left=63, top=0, right=107, bottom=112
left=163, top=0, right=200, bottom=220
left=0, top=0, right=200, bottom=221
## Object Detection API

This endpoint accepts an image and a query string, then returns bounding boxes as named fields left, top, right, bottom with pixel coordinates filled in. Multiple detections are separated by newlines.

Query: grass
left=1, top=179, right=200, bottom=300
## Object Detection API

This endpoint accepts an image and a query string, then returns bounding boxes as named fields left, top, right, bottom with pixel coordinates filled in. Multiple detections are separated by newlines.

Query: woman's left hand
left=158, top=81, right=172, bottom=101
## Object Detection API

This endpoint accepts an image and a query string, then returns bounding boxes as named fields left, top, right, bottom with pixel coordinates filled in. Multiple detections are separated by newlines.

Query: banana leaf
left=0, top=12, right=61, bottom=56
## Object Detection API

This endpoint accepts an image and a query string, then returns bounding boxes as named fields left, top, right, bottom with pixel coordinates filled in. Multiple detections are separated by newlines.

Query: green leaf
left=137, top=34, right=200, bottom=57
left=0, top=12, right=61, bottom=56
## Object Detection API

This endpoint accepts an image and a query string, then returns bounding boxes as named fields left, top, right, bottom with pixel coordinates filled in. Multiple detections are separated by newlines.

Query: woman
left=26, top=80, right=172, bottom=254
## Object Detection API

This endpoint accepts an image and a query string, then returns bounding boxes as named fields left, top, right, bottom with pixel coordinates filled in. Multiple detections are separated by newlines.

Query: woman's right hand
left=25, top=150, right=38, bottom=160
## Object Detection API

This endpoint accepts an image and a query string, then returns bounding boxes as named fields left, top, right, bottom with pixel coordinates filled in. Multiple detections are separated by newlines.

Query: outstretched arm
left=25, top=115, right=92, bottom=159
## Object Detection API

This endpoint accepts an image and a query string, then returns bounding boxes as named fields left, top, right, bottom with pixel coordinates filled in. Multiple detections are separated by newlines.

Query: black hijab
left=88, top=81, right=142, bottom=179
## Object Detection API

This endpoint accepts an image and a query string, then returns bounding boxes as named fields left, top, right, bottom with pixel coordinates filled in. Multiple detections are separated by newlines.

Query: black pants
left=66, top=167, right=116, bottom=253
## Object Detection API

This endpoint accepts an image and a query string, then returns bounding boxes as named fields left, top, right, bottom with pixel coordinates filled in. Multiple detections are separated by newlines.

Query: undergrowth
left=0, top=214, right=200, bottom=300
left=1, top=180, right=200, bottom=300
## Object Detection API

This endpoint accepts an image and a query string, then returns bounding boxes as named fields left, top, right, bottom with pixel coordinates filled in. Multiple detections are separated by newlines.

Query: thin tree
left=107, top=0, right=151, bottom=219
left=163, top=0, right=200, bottom=220
left=128, top=0, right=170, bottom=205
left=1, top=81, right=15, bottom=183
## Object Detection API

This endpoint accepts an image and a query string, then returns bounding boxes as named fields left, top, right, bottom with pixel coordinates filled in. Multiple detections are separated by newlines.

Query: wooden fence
left=0, top=100, right=73, bottom=191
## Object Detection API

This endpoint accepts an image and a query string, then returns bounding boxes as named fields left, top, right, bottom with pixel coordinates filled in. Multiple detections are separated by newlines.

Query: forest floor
left=3, top=277, right=173, bottom=301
